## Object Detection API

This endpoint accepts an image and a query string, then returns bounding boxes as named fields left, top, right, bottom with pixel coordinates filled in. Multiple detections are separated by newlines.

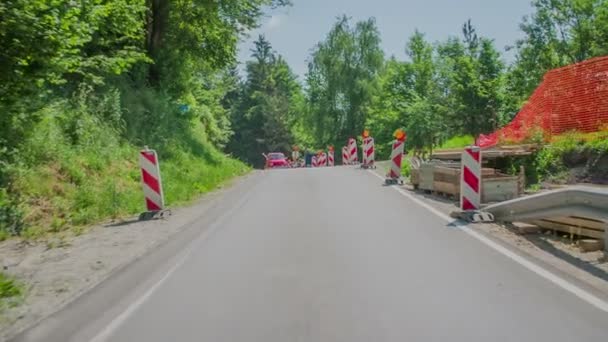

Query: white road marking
left=89, top=184, right=259, bottom=342
left=367, top=169, right=608, bottom=313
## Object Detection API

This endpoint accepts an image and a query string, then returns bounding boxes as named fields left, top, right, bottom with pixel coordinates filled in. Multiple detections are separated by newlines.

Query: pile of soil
left=564, top=151, right=608, bottom=185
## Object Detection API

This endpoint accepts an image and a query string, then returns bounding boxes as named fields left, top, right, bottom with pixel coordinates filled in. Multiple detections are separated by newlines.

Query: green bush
left=0, top=189, right=23, bottom=237
left=499, top=131, right=608, bottom=186
left=401, top=157, right=411, bottom=177
left=437, top=135, right=475, bottom=149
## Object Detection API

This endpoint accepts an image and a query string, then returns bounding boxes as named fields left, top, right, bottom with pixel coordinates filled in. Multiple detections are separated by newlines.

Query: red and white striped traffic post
left=328, top=146, right=335, bottom=167
left=360, top=131, right=369, bottom=166
left=460, top=146, right=482, bottom=210
left=361, top=130, right=375, bottom=169
left=312, top=155, right=318, bottom=167
left=318, top=152, right=327, bottom=167
left=365, top=137, right=375, bottom=168
left=139, top=148, right=170, bottom=219
left=342, top=146, right=349, bottom=165
left=385, top=129, right=406, bottom=185
left=292, top=145, right=300, bottom=167
left=348, top=138, right=358, bottom=165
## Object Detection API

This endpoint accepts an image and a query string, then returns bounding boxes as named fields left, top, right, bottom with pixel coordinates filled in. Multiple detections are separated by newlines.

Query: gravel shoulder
left=0, top=172, right=258, bottom=341
left=370, top=164, right=608, bottom=296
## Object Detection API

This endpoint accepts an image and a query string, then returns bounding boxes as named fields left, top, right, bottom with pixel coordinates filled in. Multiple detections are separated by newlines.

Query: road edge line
left=367, top=169, right=608, bottom=313
left=89, top=176, right=263, bottom=342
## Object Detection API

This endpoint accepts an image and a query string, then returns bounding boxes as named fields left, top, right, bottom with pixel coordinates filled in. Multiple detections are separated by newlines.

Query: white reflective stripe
left=462, top=149, right=481, bottom=176
left=390, top=141, right=404, bottom=177
left=361, top=139, right=367, bottom=164
left=363, top=138, right=368, bottom=164
left=349, top=139, right=358, bottom=163
left=140, top=155, right=160, bottom=180
left=368, top=138, right=375, bottom=163
left=139, top=150, right=165, bottom=210
left=319, top=154, right=326, bottom=165
left=461, top=184, right=480, bottom=208
left=391, top=165, right=401, bottom=178
left=363, top=138, right=370, bottom=164
left=143, top=183, right=164, bottom=209
left=460, top=147, right=481, bottom=209
left=392, top=141, right=404, bottom=157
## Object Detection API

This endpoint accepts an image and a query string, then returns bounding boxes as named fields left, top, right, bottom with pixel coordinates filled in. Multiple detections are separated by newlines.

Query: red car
left=264, top=152, right=289, bottom=168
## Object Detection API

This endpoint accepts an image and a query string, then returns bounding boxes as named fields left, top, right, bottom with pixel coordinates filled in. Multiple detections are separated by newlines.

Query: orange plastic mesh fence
left=478, top=56, right=608, bottom=147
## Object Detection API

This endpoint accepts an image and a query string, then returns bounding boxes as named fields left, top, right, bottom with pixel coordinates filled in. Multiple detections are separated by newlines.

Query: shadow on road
left=521, top=232, right=608, bottom=282
left=104, top=219, right=141, bottom=228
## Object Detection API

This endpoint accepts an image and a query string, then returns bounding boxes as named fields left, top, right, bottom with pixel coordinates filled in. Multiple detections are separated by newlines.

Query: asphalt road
left=16, top=167, right=608, bottom=341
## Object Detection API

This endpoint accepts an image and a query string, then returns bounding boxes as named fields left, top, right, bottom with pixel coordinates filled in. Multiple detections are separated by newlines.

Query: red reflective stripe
left=392, top=152, right=402, bottom=167
left=466, top=148, right=480, bottom=162
left=462, top=197, right=477, bottom=210
left=463, top=167, right=480, bottom=193
left=142, top=169, right=161, bottom=194
left=146, top=198, right=162, bottom=211
left=141, top=151, right=157, bottom=165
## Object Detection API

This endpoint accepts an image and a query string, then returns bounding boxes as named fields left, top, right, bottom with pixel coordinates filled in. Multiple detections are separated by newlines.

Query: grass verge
left=1, top=100, right=250, bottom=240
left=0, top=273, right=23, bottom=311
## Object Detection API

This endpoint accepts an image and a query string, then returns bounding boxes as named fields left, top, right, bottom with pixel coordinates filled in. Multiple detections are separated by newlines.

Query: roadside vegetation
left=296, top=0, right=607, bottom=159
left=0, top=272, right=23, bottom=311
left=532, top=130, right=608, bottom=185
left=0, top=1, right=287, bottom=239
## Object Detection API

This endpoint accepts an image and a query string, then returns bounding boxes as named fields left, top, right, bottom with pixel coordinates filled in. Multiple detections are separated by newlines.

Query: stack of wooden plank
left=528, top=216, right=606, bottom=240
left=431, top=145, right=536, bottom=161
left=432, top=166, right=522, bottom=202
left=433, top=166, right=497, bottom=198
left=410, top=160, right=524, bottom=203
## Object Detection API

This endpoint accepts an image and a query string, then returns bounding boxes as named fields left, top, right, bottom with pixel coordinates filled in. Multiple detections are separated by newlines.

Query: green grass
left=1, top=100, right=250, bottom=240
left=0, top=273, right=23, bottom=310
left=498, top=129, right=608, bottom=186
left=401, top=158, right=411, bottom=177
left=437, top=135, right=475, bottom=149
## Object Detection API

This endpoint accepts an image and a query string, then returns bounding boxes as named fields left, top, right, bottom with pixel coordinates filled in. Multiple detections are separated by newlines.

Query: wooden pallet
left=529, top=216, right=606, bottom=240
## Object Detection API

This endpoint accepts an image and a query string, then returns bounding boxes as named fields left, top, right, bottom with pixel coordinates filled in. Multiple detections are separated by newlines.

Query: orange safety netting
left=477, top=56, right=608, bottom=147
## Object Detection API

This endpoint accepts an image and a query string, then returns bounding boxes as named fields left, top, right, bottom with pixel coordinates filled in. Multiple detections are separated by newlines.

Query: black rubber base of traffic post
left=384, top=178, right=403, bottom=185
left=138, top=209, right=172, bottom=221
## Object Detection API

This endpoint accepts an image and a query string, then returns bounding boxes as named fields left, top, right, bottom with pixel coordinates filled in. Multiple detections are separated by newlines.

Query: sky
left=237, top=0, right=535, bottom=80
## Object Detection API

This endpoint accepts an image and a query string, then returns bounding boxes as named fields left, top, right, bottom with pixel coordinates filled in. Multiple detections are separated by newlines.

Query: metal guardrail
left=483, top=186, right=608, bottom=251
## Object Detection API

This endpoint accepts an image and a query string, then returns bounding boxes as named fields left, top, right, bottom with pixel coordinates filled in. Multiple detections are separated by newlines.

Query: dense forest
left=1, top=0, right=607, bottom=237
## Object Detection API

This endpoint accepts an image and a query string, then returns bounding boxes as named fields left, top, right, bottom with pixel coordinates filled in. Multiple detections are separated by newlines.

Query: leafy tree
left=366, top=58, right=410, bottom=158
left=145, top=0, right=291, bottom=87
left=401, top=31, right=449, bottom=150
left=0, top=0, right=148, bottom=152
left=437, top=21, right=505, bottom=137
left=227, top=36, right=303, bottom=167
left=305, top=16, right=384, bottom=148
left=507, top=0, right=606, bottom=103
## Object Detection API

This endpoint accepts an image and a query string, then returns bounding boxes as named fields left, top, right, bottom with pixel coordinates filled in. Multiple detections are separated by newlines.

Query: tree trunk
left=146, top=0, right=169, bottom=86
